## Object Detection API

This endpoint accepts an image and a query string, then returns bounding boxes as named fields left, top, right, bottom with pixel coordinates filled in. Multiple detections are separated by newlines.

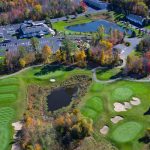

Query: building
left=126, top=14, right=146, bottom=26
left=83, top=0, right=108, bottom=10
left=18, top=20, right=55, bottom=39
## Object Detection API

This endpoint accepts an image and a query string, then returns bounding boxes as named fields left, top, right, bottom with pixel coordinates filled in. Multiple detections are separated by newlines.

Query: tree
left=19, top=58, right=26, bottom=68
left=97, top=25, right=105, bottom=41
left=30, top=38, right=40, bottom=52
left=55, top=50, right=62, bottom=62
left=42, top=45, right=52, bottom=64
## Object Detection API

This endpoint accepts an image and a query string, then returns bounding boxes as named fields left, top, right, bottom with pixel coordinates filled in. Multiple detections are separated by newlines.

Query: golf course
left=0, top=65, right=149, bottom=150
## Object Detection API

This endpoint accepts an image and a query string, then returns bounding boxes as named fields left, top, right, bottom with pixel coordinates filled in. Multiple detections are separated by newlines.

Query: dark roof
left=20, top=22, right=49, bottom=35
left=126, top=14, right=145, bottom=25
left=83, top=0, right=108, bottom=9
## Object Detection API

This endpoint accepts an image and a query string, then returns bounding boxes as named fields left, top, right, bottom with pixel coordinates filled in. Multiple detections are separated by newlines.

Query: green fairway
left=96, top=68, right=121, bottom=81
left=0, top=107, right=15, bottom=126
left=81, top=96, right=103, bottom=121
left=0, top=85, right=19, bottom=93
left=0, top=127, right=10, bottom=150
left=111, top=121, right=143, bottom=143
left=0, top=94, right=17, bottom=103
left=0, top=78, right=19, bottom=86
left=112, top=87, right=133, bottom=102
left=90, top=83, right=103, bottom=92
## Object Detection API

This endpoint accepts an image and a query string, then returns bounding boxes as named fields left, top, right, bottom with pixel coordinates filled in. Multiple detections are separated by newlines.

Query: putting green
left=0, top=126, right=10, bottom=150
left=0, top=94, right=17, bottom=103
left=111, top=121, right=143, bottom=143
left=0, top=107, right=15, bottom=126
left=112, top=87, right=133, bottom=101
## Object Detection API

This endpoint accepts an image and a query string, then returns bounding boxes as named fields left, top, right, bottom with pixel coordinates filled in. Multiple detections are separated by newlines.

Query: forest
left=0, top=0, right=83, bottom=25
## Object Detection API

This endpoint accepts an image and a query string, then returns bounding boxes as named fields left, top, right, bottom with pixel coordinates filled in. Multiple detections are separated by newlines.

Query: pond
left=47, top=87, right=78, bottom=111
left=66, top=20, right=132, bottom=35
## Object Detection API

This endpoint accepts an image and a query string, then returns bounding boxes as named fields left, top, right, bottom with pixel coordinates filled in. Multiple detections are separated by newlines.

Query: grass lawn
left=145, top=25, right=150, bottom=29
left=96, top=68, right=121, bottom=81
left=52, top=16, right=92, bottom=34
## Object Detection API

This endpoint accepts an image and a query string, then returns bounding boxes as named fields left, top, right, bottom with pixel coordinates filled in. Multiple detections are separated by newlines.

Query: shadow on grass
left=34, top=62, right=76, bottom=76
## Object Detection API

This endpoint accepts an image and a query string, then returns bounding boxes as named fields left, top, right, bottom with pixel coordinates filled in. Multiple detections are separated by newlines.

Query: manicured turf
left=0, top=107, right=15, bottom=126
left=0, top=78, right=19, bottom=85
left=112, top=87, right=133, bottom=101
left=90, top=83, right=103, bottom=92
left=0, top=85, right=19, bottom=93
left=0, top=94, right=17, bottom=103
left=111, top=122, right=143, bottom=143
left=81, top=97, right=103, bottom=121
left=0, top=127, right=10, bottom=150
left=96, top=68, right=121, bottom=81
left=52, top=16, right=92, bottom=33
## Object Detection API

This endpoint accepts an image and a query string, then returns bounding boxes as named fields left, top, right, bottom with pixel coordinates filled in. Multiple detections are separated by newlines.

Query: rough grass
left=112, top=87, right=133, bottom=102
left=81, top=97, right=103, bottom=121
left=111, top=122, right=143, bottom=143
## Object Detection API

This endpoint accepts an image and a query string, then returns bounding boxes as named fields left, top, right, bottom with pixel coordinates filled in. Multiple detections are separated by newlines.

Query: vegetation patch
left=112, top=87, right=133, bottom=101
left=111, top=121, right=143, bottom=143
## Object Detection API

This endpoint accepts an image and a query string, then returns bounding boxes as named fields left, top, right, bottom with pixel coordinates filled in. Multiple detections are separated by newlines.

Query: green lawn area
left=96, top=68, right=121, bottom=81
left=145, top=25, right=150, bottom=29
left=52, top=16, right=92, bottom=34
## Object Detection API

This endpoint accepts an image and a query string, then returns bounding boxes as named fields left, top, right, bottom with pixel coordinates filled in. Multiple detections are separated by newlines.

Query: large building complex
left=18, top=20, right=55, bottom=39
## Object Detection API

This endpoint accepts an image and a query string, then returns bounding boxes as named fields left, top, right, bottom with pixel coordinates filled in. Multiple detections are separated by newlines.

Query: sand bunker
left=114, top=102, right=127, bottom=112
left=50, top=79, right=56, bottom=82
left=124, top=102, right=132, bottom=109
left=130, top=97, right=141, bottom=106
left=111, top=116, right=124, bottom=124
left=100, top=125, right=109, bottom=135
left=12, top=121, right=23, bottom=131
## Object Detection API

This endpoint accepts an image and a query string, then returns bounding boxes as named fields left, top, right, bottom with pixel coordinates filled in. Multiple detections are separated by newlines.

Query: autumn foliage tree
left=42, top=45, right=52, bottom=64
left=55, top=109, right=93, bottom=148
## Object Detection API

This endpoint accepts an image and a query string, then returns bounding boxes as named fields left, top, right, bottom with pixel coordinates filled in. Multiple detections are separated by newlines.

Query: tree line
left=0, top=0, right=84, bottom=25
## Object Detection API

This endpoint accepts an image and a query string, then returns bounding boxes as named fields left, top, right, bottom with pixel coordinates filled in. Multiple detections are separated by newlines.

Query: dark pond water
left=47, top=87, right=78, bottom=111
left=66, top=20, right=132, bottom=35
